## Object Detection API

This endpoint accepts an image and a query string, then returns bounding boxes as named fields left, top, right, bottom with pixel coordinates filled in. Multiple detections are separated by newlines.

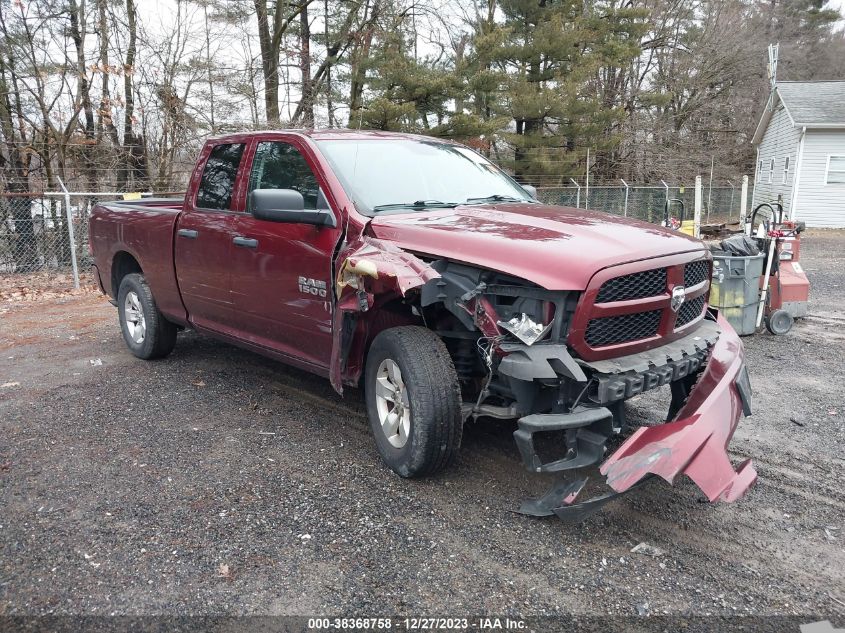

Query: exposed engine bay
left=329, top=234, right=756, bottom=520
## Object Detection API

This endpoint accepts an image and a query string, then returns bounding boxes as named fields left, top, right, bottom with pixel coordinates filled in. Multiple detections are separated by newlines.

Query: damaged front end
left=514, top=313, right=756, bottom=521
left=600, top=313, right=756, bottom=503
left=329, top=234, right=440, bottom=393
left=329, top=237, right=757, bottom=520
left=428, top=255, right=757, bottom=520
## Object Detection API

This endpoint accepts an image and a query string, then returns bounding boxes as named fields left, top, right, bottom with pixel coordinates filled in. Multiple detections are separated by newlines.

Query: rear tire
left=365, top=326, right=462, bottom=477
left=117, top=273, right=177, bottom=359
left=765, top=309, right=794, bottom=335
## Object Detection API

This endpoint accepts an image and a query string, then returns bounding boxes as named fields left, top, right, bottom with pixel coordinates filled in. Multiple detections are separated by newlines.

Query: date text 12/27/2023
left=307, top=617, right=527, bottom=630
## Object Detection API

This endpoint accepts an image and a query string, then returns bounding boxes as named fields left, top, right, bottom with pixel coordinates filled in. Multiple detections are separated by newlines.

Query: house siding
left=753, top=105, right=801, bottom=216
left=794, top=130, right=845, bottom=227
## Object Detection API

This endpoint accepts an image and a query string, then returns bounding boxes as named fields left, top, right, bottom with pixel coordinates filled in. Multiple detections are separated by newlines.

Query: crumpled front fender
left=329, top=235, right=439, bottom=394
left=600, top=313, right=757, bottom=503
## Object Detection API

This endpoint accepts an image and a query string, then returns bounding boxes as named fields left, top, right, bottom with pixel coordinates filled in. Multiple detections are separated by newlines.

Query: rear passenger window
left=248, top=142, right=320, bottom=210
left=196, top=143, right=245, bottom=210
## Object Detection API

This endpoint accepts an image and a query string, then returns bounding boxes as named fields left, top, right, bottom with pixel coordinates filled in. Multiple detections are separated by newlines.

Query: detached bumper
left=600, top=313, right=757, bottom=502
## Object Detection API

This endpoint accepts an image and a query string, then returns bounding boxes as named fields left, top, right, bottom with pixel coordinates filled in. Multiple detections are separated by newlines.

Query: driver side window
left=248, top=141, right=320, bottom=210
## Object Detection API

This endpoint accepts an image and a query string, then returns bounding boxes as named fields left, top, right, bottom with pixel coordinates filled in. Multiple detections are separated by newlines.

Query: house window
left=782, top=156, right=790, bottom=184
left=827, top=156, right=845, bottom=184
left=768, top=158, right=774, bottom=183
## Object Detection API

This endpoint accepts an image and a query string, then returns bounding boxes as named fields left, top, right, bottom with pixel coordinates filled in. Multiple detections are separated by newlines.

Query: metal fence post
left=585, top=148, right=590, bottom=210
left=727, top=180, right=735, bottom=221
left=660, top=179, right=669, bottom=212
left=56, top=177, right=80, bottom=289
left=620, top=179, right=629, bottom=217
left=569, top=178, right=581, bottom=209
left=707, top=156, right=714, bottom=223
left=741, top=175, right=750, bottom=235
left=694, top=176, right=702, bottom=239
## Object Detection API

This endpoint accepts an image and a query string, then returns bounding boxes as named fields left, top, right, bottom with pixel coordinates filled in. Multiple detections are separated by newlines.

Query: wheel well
left=111, top=252, right=142, bottom=298
left=348, top=297, right=423, bottom=389
left=362, top=298, right=422, bottom=353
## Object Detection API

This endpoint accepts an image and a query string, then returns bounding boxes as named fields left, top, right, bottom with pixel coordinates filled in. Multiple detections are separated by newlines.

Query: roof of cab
left=206, top=128, right=460, bottom=144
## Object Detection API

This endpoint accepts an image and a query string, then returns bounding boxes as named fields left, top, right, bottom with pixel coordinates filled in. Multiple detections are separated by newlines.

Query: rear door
left=229, top=138, right=342, bottom=368
left=175, top=142, right=245, bottom=333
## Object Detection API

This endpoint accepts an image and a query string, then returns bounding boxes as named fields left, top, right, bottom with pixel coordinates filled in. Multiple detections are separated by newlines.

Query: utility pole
left=767, top=43, right=779, bottom=111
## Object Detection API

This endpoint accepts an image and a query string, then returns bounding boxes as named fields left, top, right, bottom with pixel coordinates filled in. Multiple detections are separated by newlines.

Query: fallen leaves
left=0, top=271, right=98, bottom=305
left=217, top=563, right=233, bottom=579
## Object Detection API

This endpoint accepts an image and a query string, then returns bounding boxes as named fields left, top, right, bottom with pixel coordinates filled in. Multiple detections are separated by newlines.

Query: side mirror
left=522, top=184, right=537, bottom=200
left=249, top=189, right=336, bottom=228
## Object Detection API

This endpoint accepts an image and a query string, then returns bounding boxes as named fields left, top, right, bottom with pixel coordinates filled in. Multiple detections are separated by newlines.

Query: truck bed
left=98, top=197, right=185, bottom=213
left=89, top=197, right=187, bottom=325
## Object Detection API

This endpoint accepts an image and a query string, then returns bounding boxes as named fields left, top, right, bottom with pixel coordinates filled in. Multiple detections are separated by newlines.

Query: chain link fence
left=1, top=182, right=753, bottom=292
left=535, top=185, right=753, bottom=224
left=0, top=192, right=127, bottom=283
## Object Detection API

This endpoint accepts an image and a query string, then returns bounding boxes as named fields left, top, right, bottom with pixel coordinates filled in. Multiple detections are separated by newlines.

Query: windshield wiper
left=465, top=194, right=527, bottom=204
left=372, top=200, right=460, bottom=212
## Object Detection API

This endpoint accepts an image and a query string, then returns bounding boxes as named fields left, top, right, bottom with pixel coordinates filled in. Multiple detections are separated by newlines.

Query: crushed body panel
left=367, top=204, right=705, bottom=291
left=600, top=313, right=757, bottom=503
left=330, top=234, right=440, bottom=393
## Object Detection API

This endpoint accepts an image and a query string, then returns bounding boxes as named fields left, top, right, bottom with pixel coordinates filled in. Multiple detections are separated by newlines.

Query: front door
left=174, top=142, right=244, bottom=334
left=229, top=140, right=342, bottom=368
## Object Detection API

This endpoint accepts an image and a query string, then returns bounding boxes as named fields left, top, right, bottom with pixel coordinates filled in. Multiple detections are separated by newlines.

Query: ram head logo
left=671, top=286, right=686, bottom=312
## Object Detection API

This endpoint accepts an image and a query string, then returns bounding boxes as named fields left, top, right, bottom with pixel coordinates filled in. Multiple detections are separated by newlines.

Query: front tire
left=365, top=326, right=462, bottom=477
left=117, top=273, right=177, bottom=359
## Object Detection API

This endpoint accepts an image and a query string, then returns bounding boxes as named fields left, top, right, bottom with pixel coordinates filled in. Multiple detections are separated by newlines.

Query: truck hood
left=367, top=203, right=706, bottom=290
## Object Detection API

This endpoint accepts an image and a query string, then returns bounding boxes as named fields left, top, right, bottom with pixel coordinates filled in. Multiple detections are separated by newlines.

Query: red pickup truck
left=89, top=130, right=756, bottom=518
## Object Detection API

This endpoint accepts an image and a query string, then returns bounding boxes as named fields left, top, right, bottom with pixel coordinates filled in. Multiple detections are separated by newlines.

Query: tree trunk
left=0, top=33, right=37, bottom=272
left=254, top=0, right=280, bottom=123
left=349, top=1, right=377, bottom=119
left=324, top=0, right=334, bottom=126
left=298, top=4, right=314, bottom=127
left=69, top=0, right=97, bottom=247
left=203, top=3, right=216, bottom=133
left=293, top=2, right=367, bottom=125
left=97, top=0, right=123, bottom=189
left=123, top=0, right=148, bottom=190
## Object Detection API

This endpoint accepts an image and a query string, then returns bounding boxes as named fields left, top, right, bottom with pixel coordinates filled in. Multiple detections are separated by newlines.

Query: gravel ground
left=1, top=231, right=843, bottom=622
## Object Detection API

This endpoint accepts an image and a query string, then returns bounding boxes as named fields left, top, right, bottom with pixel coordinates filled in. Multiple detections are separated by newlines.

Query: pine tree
left=482, top=0, right=646, bottom=183
left=353, top=10, right=502, bottom=144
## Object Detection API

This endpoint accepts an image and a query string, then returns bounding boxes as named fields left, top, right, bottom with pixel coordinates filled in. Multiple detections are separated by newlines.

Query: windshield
left=315, top=138, right=533, bottom=214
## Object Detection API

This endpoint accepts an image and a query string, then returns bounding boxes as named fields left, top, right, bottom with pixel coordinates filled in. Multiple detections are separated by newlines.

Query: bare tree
left=253, top=0, right=312, bottom=123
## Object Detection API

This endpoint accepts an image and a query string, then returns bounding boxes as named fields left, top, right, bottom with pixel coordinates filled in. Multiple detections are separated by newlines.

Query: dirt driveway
left=1, top=233, right=844, bottom=622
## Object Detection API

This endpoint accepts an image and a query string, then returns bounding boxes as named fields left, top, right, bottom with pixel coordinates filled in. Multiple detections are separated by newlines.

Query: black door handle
left=233, top=236, right=259, bottom=249
left=177, top=229, right=198, bottom=239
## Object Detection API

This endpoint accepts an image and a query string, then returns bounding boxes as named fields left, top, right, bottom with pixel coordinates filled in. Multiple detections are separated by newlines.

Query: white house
left=751, top=81, right=845, bottom=228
